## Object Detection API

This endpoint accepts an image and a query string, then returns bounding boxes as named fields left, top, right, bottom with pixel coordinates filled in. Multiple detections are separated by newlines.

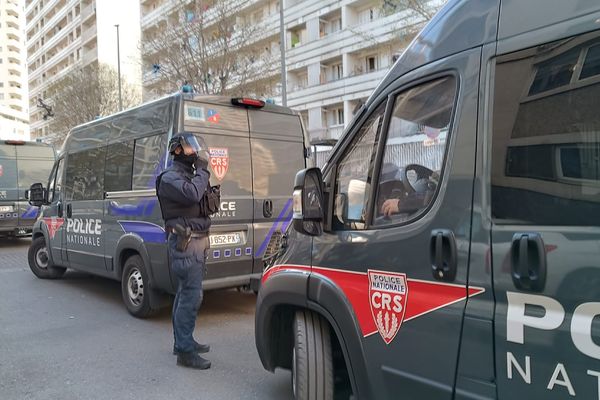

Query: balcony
left=286, top=8, right=418, bottom=68
left=81, top=2, right=96, bottom=23
left=28, top=18, right=80, bottom=63
left=26, top=0, right=77, bottom=47
left=141, top=2, right=173, bottom=28
left=82, top=24, right=97, bottom=45
left=287, top=67, right=388, bottom=108
left=82, top=49, right=98, bottom=66
left=28, top=38, right=81, bottom=82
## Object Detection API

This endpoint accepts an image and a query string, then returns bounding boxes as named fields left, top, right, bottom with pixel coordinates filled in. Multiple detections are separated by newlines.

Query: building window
left=366, top=55, right=378, bottom=72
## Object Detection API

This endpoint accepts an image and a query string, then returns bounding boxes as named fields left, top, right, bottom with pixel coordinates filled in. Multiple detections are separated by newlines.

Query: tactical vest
left=156, top=172, right=205, bottom=221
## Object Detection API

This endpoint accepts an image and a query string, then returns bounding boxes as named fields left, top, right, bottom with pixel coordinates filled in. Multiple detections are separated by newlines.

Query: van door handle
left=57, top=202, right=63, bottom=218
left=66, top=203, right=72, bottom=218
left=511, top=233, right=547, bottom=292
left=430, top=229, right=457, bottom=281
left=263, top=199, right=273, bottom=218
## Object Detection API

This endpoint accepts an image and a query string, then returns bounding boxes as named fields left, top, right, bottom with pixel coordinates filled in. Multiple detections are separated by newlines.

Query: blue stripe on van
left=109, top=199, right=158, bottom=217
left=118, top=220, right=166, bottom=243
left=255, top=199, right=293, bottom=258
left=21, top=206, right=39, bottom=219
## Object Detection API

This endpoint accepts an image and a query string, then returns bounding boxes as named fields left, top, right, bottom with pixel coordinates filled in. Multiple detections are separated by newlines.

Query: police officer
left=156, top=132, right=212, bottom=370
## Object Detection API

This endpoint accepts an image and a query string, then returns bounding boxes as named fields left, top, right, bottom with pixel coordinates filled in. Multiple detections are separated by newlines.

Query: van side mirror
left=27, top=182, right=47, bottom=207
left=292, top=167, right=324, bottom=236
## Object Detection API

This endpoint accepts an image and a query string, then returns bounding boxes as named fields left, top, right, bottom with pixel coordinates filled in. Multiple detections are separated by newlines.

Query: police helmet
left=168, top=132, right=207, bottom=155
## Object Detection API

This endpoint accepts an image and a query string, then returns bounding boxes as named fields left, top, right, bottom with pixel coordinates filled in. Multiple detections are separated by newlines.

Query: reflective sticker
left=245, top=247, right=252, bottom=256
left=209, top=148, right=229, bottom=181
left=43, top=217, right=65, bottom=240
left=368, top=270, right=407, bottom=345
left=235, top=248, right=242, bottom=257
left=262, top=264, right=485, bottom=345
left=224, top=249, right=231, bottom=258
left=185, top=104, right=205, bottom=121
left=213, top=250, right=221, bottom=259
left=207, top=109, right=220, bottom=123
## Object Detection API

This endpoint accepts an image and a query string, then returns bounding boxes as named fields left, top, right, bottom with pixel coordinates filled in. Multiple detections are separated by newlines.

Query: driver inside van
left=378, top=163, right=438, bottom=218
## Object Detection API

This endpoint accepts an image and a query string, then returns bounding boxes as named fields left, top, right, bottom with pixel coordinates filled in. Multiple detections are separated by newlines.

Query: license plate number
left=210, top=232, right=242, bottom=247
left=0, top=206, right=13, bottom=212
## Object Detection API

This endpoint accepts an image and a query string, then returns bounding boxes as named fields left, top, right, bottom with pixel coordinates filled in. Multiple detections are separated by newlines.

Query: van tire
left=28, top=236, right=66, bottom=279
left=292, top=310, right=334, bottom=400
left=121, top=255, right=157, bottom=318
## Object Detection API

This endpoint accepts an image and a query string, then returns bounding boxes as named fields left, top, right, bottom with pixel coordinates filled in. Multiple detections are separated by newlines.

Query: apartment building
left=285, top=0, right=430, bottom=141
left=0, top=0, right=29, bottom=140
left=26, top=0, right=142, bottom=141
left=140, top=0, right=433, bottom=142
left=140, top=0, right=283, bottom=101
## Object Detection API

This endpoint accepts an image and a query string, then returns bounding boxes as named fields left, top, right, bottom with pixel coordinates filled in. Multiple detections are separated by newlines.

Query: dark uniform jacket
left=157, top=160, right=211, bottom=233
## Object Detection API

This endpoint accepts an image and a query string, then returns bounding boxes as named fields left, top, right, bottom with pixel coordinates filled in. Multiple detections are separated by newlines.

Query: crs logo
left=368, top=270, right=407, bottom=345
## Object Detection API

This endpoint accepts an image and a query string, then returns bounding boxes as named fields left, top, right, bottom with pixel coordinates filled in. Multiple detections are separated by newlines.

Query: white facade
left=285, top=0, right=428, bottom=141
left=26, top=0, right=142, bottom=141
left=140, top=0, right=432, bottom=142
left=0, top=0, right=29, bottom=140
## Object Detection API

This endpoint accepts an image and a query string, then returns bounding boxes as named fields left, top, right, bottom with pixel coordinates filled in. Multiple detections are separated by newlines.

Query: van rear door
left=16, top=144, right=55, bottom=231
left=0, top=144, right=18, bottom=232
left=249, top=109, right=306, bottom=274
left=183, top=101, right=254, bottom=282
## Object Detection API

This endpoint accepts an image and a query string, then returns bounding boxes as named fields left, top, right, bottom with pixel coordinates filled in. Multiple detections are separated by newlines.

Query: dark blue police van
left=27, top=93, right=309, bottom=317
left=0, top=140, right=54, bottom=237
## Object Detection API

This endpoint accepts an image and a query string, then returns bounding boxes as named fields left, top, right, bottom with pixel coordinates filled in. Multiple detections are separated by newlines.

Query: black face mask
left=174, top=153, right=198, bottom=166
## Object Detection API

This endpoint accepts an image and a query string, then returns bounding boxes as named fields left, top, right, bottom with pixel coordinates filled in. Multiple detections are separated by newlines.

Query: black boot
left=173, top=342, right=210, bottom=355
left=177, top=352, right=211, bottom=370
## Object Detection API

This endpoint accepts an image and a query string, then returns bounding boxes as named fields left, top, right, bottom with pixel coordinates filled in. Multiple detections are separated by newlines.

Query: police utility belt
left=167, top=224, right=208, bottom=252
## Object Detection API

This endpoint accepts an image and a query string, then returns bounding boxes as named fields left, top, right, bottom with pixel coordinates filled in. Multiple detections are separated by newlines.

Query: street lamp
left=114, top=24, right=123, bottom=111
left=279, top=0, right=287, bottom=107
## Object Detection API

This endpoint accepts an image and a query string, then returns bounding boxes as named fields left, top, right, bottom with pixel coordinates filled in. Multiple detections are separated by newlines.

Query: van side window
left=48, top=159, right=64, bottom=203
left=373, top=77, right=456, bottom=226
left=492, top=33, right=600, bottom=226
left=65, top=147, right=107, bottom=201
left=332, top=103, right=385, bottom=230
left=133, top=134, right=166, bottom=190
left=105, top=141, right=134, bottom=192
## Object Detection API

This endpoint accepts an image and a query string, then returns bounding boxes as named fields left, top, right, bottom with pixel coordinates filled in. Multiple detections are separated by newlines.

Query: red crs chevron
left=262, top=264, right=485, bottom=344
left=43, top=217, right=65, bottom=240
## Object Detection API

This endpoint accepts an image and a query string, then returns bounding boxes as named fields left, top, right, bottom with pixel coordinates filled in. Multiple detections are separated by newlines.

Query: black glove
left=194, top=157, right=208, bottom=172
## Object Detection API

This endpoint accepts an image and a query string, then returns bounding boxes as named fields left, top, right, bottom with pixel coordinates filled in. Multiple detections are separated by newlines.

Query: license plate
left=210, top=232, right=242, bottom=247
left=0, top=206, right=13, bottom=212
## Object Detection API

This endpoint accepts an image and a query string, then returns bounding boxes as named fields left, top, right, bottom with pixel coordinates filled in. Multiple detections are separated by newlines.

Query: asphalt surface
left=0, top=238, right=293, bottom=400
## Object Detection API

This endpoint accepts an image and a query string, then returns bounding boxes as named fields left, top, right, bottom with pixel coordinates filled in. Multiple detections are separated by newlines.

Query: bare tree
left=142, top=0, right=279, bottom=98
left=46, top=63, right=142, bottom=144
left=382, top=0, right=438, bottom=20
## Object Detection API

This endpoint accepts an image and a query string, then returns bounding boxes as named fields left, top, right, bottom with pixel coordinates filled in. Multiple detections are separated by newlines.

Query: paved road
left=0, top=238, right=293, bottom=400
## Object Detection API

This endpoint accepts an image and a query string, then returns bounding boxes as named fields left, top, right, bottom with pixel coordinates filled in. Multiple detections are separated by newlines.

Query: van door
left=249, top=110, right=306, bottom=274
left=311, top=48, right=481, bottom=399
left=0, top=144, right=18, bottom=233
left=491, top=32, right=600, bottom=399
left=16, top=144, right=55, bottom=233
left=183, top=101, right=254, bottom=282
left=63, top=147, right=107, bottom=272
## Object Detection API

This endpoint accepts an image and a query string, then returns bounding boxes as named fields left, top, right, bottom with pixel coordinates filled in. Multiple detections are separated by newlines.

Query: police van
left=0, top=140, right=55, bottom=237
left=26, top=93, right=309, bottom=317
left=255, top=1, right=600, bottom=399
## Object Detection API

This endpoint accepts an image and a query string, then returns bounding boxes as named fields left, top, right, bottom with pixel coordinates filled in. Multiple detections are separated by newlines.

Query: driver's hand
left=381, top=199, right=400, bottom=217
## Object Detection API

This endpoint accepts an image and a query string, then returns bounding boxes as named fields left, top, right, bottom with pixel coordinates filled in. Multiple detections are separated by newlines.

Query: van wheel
left=28, top=236, right=66, bottom=279
left=121, top=255, right=156, bottom=318
left=292, top=310, right=334, bottom=400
